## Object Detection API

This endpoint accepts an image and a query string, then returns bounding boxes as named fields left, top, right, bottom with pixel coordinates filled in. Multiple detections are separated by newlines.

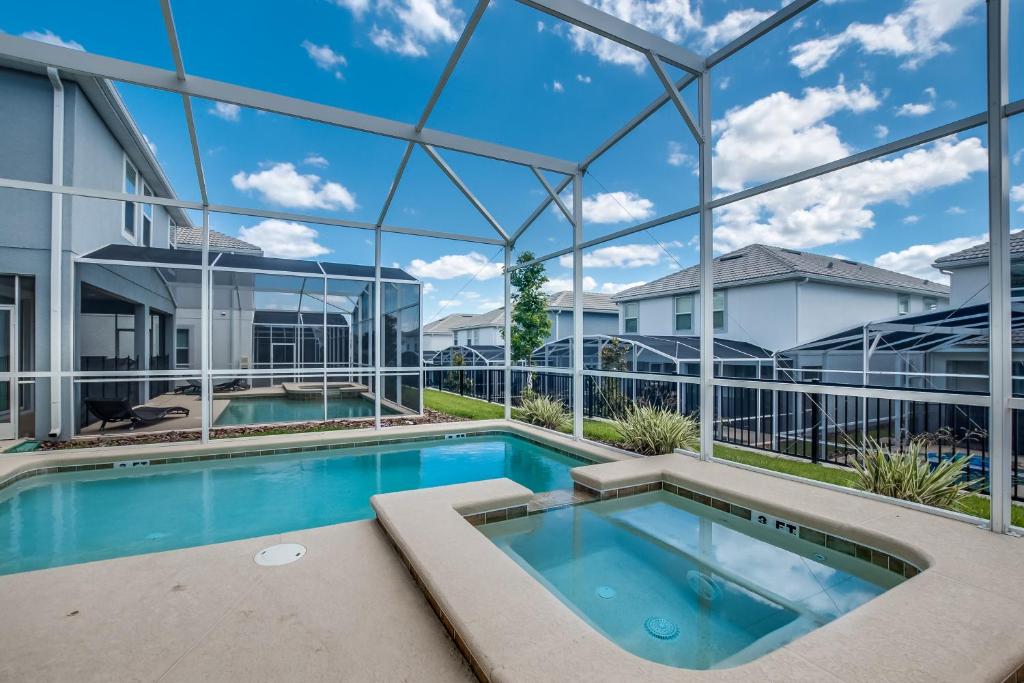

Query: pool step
left=527, top=487, right=598, bottom=514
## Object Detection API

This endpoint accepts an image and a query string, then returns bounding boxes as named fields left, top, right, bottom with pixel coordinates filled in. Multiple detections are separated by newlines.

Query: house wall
left=946, top=265, right=990, bottom=307
left=423, top=332, right=453, bottom=353
left=796, top=282, right=942, bottom=347
left=455, top=326, right=502, bottom=346
left=548, top=310, right=618, bottom=343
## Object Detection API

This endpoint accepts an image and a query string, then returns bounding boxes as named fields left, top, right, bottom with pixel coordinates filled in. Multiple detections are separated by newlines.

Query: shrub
left=614, top=406, right=699, bottom=456
left=518, top=395, right=570, bottom=431
left=850, top=439, right=977, bottom=511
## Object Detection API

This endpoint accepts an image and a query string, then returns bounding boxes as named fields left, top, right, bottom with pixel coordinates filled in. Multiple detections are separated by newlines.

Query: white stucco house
left=422, top=313, right=479, bottom=358
left=610, top=244, right=951, bottom=353
left=450, top=291, right=619, bottom=347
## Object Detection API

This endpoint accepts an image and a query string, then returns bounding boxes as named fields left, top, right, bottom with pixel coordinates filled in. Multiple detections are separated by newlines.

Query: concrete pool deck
left=3, top=420, right=1024, bottom=681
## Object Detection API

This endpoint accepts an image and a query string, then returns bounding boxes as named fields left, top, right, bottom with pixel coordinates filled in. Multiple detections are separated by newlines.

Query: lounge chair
left=84, top=398, right=190, bottom=431
left=173, top=379, right=202, bottom=395
left=214, top=378, right=250, bottom=392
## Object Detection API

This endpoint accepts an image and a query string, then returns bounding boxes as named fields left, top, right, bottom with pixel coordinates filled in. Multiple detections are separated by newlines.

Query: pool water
left=213, top=396, right=397, bottom=426
left=0, top=435, right=580, bottom=575
left=481, top=491, right=901, bottom=670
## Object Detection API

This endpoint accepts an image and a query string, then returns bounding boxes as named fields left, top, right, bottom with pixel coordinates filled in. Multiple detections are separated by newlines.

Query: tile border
left=469, top=479, right=920, bottom=581
left=0, top=429, right=597, bottom=496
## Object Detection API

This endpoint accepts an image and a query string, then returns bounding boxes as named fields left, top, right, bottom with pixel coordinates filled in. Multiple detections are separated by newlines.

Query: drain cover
left=596, top=585, right=617, bottom=600
left=644, top=616, right=679, bottom=640
left=686, top=570, right=722, bottom=602
left=254, top=543, right=306, bottom=567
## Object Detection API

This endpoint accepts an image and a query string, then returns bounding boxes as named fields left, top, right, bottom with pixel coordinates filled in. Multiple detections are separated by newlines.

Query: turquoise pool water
left=213, top=396, right=397, bottom=426
left=0, top=435, right=580, bottom=575
left=481, top=491, right=901, bottom=670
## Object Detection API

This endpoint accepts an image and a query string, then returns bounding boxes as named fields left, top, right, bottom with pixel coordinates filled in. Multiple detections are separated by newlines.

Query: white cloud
left=231, top=162, right=358, bottom=211
left=874, top=124, right=889, bottom=139
left=543, top=276, right=598, bottom=293
left=700, top=9, right=773, bottom=51
left=896, top=87, right=937, bottom=116
left=301, top=40, right=347, bottom=78
left=714, top=135, right=988, bottom=252
left=303, top=154, right=329, bottom=168
left=237, top=220, right=331, bottom=259
left=552, top=80, right=564, bottom=93
left=362, top=0, right=462, bottom=57
left=902, top=215, right=921, bottom=224
left=790, top=0, right=981, bottom=76
left=712, top=82, right=881, bottom=193
left=210, top=102, right=241, bottom=122
left=422, top=282, right=436, bottom=295
left=578, top=192, right=655, bottom=224
left=558, top=243, right=674, bottom=269
left=406, top=252, right=503, bottom=280
left=437, top=299, right=462, bottom=308
left=537, top=20, right=545, bottom=32
left=20, top=29, right=84, bottom=51
left=598, top=280, right=646, bottom=294
left=946, top=205, right=966, bottom=214
left=873, top=234, right=986, bottom=283
left=330, top=0, right=370, bottom=18
left=718, top=76, right=731, bottom=91
left=666, top=141, right=693, bottom=168
left=143, top=134, right=157, bottom=157
left=474, top=299, right=503, bottom=311
left=1013, top=149, right=1023, bottom=165
left=576, top=74, right=592, bottom=84
left=1013, top=184, right=1024, bottom=212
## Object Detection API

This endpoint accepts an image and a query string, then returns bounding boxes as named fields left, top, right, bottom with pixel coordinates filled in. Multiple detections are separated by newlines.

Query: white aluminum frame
left=1, top=0, right=1019, bottom=532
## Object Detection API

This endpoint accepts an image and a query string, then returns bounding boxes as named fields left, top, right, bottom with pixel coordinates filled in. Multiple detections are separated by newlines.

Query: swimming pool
left=481, top=490, right=904, bottom=670
left=213, top=395, right=397, bottom=425
left=0, top=434, right=583, bottom=575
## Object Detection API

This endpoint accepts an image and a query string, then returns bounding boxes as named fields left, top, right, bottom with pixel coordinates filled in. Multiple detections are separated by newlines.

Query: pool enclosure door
left=0, top=306, right=17, bottom=440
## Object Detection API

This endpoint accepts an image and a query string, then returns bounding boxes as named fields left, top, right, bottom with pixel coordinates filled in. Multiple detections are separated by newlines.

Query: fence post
left=810, top=395, right=821, bottom=464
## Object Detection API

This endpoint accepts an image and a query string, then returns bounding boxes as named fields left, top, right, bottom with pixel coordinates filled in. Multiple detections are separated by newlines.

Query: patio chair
left=173, top=379, right=202, bottom=395
left=84, top=398, right=190, bottom=431
left=214, top=378, right=250, bottom=392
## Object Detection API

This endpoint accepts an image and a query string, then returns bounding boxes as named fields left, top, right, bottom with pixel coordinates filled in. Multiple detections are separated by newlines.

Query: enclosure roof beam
left=705, top=0, right=821, bottom=68
left=868, top=322, right=985, bottom=336
left=530, top=166, right=573, bottom=225
left=0, top=33, right=578, bottom=174
left=646, top=51, right=702, bottom=144
left=159, top=0, right=208, bottom=206
left=515, top=0, right=704, bottom=75
left=421, top=144, right=510, bottom=241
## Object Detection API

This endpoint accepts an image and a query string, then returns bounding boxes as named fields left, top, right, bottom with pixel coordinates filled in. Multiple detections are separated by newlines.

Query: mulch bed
left=38, top=409, right=466, bottom=451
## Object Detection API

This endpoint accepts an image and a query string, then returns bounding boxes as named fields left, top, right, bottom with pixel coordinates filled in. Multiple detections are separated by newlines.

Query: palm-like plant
left=614, top=405, right=699, bottom=456
left=518, top=395, right=570, bottom=431
left=850, top=438, right=977, bottom=511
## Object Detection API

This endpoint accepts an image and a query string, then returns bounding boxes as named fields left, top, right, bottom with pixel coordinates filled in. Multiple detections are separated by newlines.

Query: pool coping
left=0, top=420, right=631, bottom=497
left=372, top=449, right=1024, bottom=683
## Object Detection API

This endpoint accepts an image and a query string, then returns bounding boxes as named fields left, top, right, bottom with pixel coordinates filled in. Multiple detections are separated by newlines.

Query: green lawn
left=424, top=389, right=1024, bottom=527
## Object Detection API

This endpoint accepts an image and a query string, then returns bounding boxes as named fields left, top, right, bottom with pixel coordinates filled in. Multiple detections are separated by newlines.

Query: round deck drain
left=255, top=543, right=306, bottom=567
left=596, top=585, right=617, bottom=600
left=644, top=617, right=679, bottom=640
left=686, top=570, right=721, bottom=602
left=813, top=552, right=826, bottom=562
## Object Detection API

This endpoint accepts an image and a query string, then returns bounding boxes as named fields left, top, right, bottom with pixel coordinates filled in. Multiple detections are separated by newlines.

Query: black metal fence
left=425, top=367, right=1024, bottom=502
left=78, top=354, right=173, bottom=428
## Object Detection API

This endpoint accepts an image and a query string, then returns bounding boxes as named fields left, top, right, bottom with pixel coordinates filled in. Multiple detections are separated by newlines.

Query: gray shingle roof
left=173, top=226, right=263, bottom=254
left=611, top=243, right=949, bottom=302
left=545, top=291, right=617, bottom=312
left=423, top=313, right=478, bottom=335
left=450, top=292, right=618, bottom=330
left=932, top=230, right=1024, bottom=268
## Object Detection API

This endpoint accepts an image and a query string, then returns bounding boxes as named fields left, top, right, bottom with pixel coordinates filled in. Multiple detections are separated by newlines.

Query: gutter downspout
left=47, top=67, right=64, bottom=438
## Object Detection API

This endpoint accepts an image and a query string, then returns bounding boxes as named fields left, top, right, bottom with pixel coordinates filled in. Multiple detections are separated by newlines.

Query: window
left=923, top=296, right=939, bottom=311
left=175, top=328, right=190, bottom=367
left=169, top=219, right=177, bottom=249
left=623, top=302, right=638, bottom=333
left=673, top=295, right=693, bottom=332
left=897, top=294, right=910, bottom=315
left=713, top=291, right=726, bottom=330
left=1012, top=263, right=1024, bottom=297
left=141, top=184, right=153, bottom=247
left=123, top=158, right=137, bottom=240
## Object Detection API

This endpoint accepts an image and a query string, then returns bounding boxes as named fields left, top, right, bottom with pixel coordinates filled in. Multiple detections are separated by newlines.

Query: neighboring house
left=0, top=61, right=190, bottom=438
left=611, top=244, right=951, bottom=353
left=932, top=229, right=1024, bottom=307
left=450, top=292, right=619, bottom=347
left=422, top=313, right=478, bottom=358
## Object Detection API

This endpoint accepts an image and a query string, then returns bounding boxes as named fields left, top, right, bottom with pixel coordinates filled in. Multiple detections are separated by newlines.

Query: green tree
left=507, top=251, right=551, bottom=362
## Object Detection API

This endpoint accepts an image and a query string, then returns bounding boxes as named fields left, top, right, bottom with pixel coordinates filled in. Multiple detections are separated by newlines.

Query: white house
left=610, top=244, right=951, bottom=353
left=449, top=291, right=619, bottom=347
left=933, top=229, right=1024, bottom=307
left=422, top=313, right=479, bottom=357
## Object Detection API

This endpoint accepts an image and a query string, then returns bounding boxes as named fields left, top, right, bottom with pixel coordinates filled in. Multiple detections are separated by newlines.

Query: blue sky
left=4, top=0, right=1024, bottom=322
